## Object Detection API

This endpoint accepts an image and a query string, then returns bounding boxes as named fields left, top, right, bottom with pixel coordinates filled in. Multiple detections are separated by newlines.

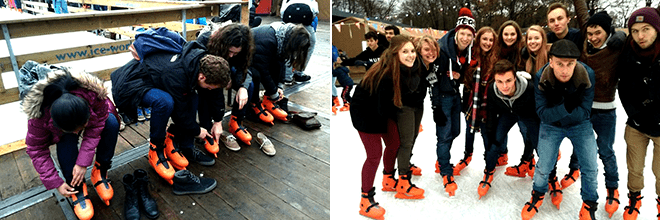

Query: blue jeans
left=591, top=109, right=619, bottom=189
left=491, top=112, right=539, bottom=170
left=533, top=120, right=599, bottom=202
left=57, top=114, right=118, bottom=184
left=284, top=25, right=316, bottom=81
left=53, top=0, right=68, bottom=13
left=331, top=77, right=337, bottom=97
left=141, top=88, right=174, bottom=147
left=435, top=94, right=461, bottom=176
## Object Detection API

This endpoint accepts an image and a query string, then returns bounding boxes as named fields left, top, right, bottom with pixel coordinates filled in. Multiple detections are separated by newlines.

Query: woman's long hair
left=41, top=70, right=90, bottom=132
left=207, top=23, right=254, bottom=77
left=360, top=35, right=413, bottom=108
left=488, top=20, right=523, bottom=73
left=284, top=24, right=311, bottom=72
left=524, top=25, right=549, bottom=74
left=465, top=26, right=497, bottom=91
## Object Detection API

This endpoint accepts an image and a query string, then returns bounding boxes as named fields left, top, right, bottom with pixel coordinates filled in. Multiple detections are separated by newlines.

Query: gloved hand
left=354, top=60, right=368, bottom=67
left=433, top=107, right=447, bottom=126
left=539, top=82, right=564, bottom=106
left=564, top=84, right=587, bottom=113
left=606, top=29, right=626, bottom=50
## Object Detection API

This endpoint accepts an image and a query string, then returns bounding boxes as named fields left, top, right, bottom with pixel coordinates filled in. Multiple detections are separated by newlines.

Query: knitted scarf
left=270, top=22, right=298, bottom=57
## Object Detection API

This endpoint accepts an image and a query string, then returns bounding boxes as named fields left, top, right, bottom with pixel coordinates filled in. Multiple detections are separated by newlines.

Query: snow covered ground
left=330, top=87, right=660, bottom=220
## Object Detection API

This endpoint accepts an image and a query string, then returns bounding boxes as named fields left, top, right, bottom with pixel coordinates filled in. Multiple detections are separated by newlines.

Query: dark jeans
left=396, top=106, right=424, bottom=175
left=57, top=114, right=118, bottom=184
left=141, top=88, right=174, bottom=147
left=435, top=93, right=462, bottom=176
left=230, top=82, right=254, bottom=120
left=464, top=120, right=489, bottom=158
left=591, top=108, right=619, bottom=189
left=490, top=112, right=540, bottom=171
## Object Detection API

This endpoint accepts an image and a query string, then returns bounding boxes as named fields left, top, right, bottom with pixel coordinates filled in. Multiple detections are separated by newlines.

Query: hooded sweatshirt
left=430, top=29, right=473, bottom=106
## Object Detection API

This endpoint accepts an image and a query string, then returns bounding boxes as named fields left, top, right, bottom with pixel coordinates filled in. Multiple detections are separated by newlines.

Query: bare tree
left=333, top=0, right=398, bottom=19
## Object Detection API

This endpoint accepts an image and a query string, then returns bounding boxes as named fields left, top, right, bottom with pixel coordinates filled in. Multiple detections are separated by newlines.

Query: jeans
left=284, top=25, right=316, bottom=81
left=464, top=120, right=488, bottom=158
left=591, top=109, right=619, bottom=189
left=57, top=114, right=118, bottom=184
left=331, top=77, right=337, bottom=97
left=435, top=94, right=461, bottom=176
left=533, top=120, right=599, bottom=202
left=491, top=112, right=539, bottom=170
left=53, top=0, right=68, bottom=13
left=141, top=88, right=174, bottom=147
left=231, top=82, right=254, bottom=120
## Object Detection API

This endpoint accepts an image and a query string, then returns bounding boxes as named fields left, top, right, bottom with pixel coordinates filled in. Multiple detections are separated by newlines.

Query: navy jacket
left=430, top=29, right=472, bottom=107
left=250, top=25, right=284, bottom=96
left=534, top=62, right=595, bottom=127
left=617, top=44, right=660, bottom=136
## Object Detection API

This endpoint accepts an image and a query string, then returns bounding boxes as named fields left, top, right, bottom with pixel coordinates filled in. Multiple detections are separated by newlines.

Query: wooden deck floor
left=0, top=101, right=330, bottom=220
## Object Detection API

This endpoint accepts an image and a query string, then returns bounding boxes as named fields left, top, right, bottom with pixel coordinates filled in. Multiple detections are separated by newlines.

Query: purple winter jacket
left=23, top=70, right=114, bottom=190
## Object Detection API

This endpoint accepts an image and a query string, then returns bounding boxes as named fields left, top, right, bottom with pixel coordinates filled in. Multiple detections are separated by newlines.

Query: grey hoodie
left=493, top=71, right=529, bottom=109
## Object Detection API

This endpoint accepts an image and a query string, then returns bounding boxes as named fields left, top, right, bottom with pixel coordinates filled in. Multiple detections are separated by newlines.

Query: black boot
left=172, top=170, right=217, bottom=195
left=122, top=174, right=140, bottom=220
left=134, top=169, right=159, bottom=219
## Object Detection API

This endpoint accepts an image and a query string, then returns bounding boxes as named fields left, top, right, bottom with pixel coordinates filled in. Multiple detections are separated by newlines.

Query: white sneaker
left=220, top=131, right=241, bottom=151
left=255, top=132, right=276, bottom=156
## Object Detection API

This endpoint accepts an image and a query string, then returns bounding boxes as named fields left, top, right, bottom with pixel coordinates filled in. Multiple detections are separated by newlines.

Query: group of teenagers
left=349, top=2, right=660, bottom=220
left=21, top=0, right=319, bottom=219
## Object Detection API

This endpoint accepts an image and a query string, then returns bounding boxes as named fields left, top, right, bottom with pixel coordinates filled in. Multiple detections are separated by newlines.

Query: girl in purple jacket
left=23, top=69, right=119, bottom=220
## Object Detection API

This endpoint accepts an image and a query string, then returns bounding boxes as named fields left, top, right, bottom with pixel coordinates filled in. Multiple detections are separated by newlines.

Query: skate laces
left=607, top=188, right=620, bottom=204
left=625, top=194, right=643, bottom=214
left=526, top=193, right=544, bottom=212
left=362, top=190, right=380, bottom=212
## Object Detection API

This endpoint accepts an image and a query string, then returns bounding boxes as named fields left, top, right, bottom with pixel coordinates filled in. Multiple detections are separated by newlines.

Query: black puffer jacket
left=618, top=44, right=660, bottom=136
left=486, top=73, right=539, bottom=133
left=112, top=41, right=221, bottom=137
left=250, top=25, right=284, bottom=96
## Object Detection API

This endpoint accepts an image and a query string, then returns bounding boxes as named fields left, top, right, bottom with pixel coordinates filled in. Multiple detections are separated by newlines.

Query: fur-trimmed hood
left=538, top=62, right=592, bottom=91
left=22, top=68, right=108, bottom=119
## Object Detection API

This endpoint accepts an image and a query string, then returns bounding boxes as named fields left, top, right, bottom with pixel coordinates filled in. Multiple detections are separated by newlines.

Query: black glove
left=564, top=84, right=587, bottom=113
left=354, top=60, right=368, bottom=67
left=607, top=29, right=626, bottom=50
left=521, top=46, right=530, bottom=60
left=539, top=82, right=564, bottom=106
left=433, top=107, right=447, bottom=126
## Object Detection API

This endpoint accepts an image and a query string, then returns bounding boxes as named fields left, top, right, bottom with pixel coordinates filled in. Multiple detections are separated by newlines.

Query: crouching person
left=24, top=69, right=119, bottom=220
left=522, top=39, right=599, bottom=220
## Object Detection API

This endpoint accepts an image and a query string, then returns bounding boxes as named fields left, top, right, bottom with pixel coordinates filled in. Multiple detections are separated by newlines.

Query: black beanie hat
left=587, top=11, right=612, bottom=35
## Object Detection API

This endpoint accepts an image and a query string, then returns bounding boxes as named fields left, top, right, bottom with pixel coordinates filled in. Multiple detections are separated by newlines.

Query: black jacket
left=350, top=76, right=398, bottom=134
left=112, top=41, right=222, bottom=137
left=430, top=29, right=472, bottom=107
left=486, top=74, right=539, bottom=133
left=401, top=58, right=428, bottom=109
left=250, top=25, right=284, bottom=95
left=617, top=44, right=660, bottom=136
left=342, top=46, right=385, bottom=70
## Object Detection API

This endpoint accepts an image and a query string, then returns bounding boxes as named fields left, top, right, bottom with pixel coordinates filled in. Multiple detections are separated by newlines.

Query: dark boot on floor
left=122, top=174, right=140, bottom=220
left=134, top=169, right=159, bottom=219
left=172, top=170, right=217, bottom=195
